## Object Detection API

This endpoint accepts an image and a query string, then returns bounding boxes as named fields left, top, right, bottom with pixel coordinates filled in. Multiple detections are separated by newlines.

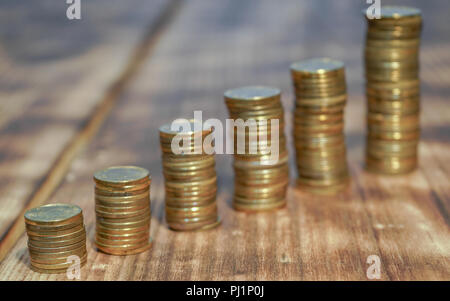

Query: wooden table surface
left=0, top=0, right=449, bottom=280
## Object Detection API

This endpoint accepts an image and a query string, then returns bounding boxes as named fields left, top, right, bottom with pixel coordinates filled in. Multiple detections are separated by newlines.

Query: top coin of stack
left=224, top=86, right=289, bottom=212
left=24, top=203, right=87, bottom=274
left=94, top=166, right=152, bottom=255
left=290, top=58, right=349, bottom=194
left=364, top=6, right=422, bottom=174
left=159, top=120, right=220, bottom=231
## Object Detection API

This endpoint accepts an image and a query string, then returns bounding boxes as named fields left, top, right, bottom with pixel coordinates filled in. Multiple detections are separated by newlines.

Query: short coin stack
left=24, top=203, right=87, bottom=274
left=159, top=121, right=220, bottom=231
left=224, top=86, right=289, bottom=211
left=94, top=166, right=152, bottom=255
left=290, top=58, right=349, bottom=194
left=364, top=6, right=422, bottom=174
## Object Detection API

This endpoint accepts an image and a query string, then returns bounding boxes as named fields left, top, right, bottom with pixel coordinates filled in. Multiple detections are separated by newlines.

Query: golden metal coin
left=29, top=245, right=86, bottom=260
left=30, top=254, right=87, bottom=269
left=224, top=86, right=280, bottom=103
left=233, top=200, right=286, bottom=212
left=30, top=260, right=87, bottom=274
left=25, top=223, right=85, bottom=237
left=168, top=217, right=220, bottom=232
left=28, top=235, right=86, bottom=248
left=25, top=203, right=82, bottom=226
left=94, top=166, right=149, bottom=187
left=27, top=228, right=85, bottom=242
left=28, top=239, right=86, bottom=253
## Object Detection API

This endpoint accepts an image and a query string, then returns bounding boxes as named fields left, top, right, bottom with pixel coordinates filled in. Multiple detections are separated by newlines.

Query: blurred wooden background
left=0, top=0, right=448, bottom=280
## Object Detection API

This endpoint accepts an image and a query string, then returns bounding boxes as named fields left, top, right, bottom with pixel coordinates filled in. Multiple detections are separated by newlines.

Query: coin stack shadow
left=364, top=6, right=422, bottom=174
left=290, top=58, right=349, bottom=194
left=94, top=166, right=152, bottom=255
left=224, top=86, right=289, bottom=211
left=24, top=203, right=87, bottom=274
left=159, top=122, right=220, bottom=231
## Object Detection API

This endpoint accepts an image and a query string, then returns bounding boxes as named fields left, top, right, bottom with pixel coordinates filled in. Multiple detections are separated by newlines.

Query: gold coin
left=163, top=157, right=215, bottom=172
left=168, top=217, right=220, bottom=232
left=165, top=186, right=217, bottom=198
left=25, top=203, right=82, bottom=226
left=96, top=215, right=150, bottom=229
left=95, top=192, right=150, bottom=203
left=233, top=194, right=286, bottom=204
left=166, top=202, right=217, bottom=218
left=296, top=180, right=349, bottom=195
left=224, top=86, right=280, bottom=103
left=233, top=200, right=286, bottom=212
left=159, top=119, right=211, bottom=136
left=95, top=186, right=149, bottom=197
left=25, top=223, right=85, bottom=237
left=96, top=233, right=149, bottom=246
left=94, top=166, right=150, bottom=187
left=30, top=254, right=87, bottom=269
left=29, top=245, right=86, bottom=260
left=97, top=241, right=152, bottom=256
left=95, top=207, right=150, bottom=219
left=164, top=176, right=217, bottom=189
left=30, top=260, right=87, bottom=274
left=30, top=252, right=86, bottom=265
left=27, top=227, right=85, bottom=242
left=95, top=238, right=151, bottom=253
left=28, top=239, right=86, bottom=253
left=95, top=181, right=150, bottom=193
left=95, top=202, right=149, bottom=212
left=96, top=229, right=149, bottom=240
left=28, top=235, right=86, bottom=248
left=25, top=218, right=83, bottom=232
left=295, top=102, right=345, bottom=114
left=295, top=94, right=347, bottom=107
left=366, top=155, right=417, bottom=174
left=368, top=6, right=421, bottom=19
left=291, top=58, right=344, bottom=78
left=96, top=223, right=149, bottom=235
left=163, top=168, right=216, bottom=181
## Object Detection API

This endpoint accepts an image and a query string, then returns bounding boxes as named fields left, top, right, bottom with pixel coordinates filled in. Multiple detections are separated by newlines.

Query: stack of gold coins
left=224, top=86, right=289, bottom=211
left=364, top=6, right=422, bottom=174
left=94, top=166, right=152, bottom=255
left=159, top=121, right=220, bottom=231
left=24, top=203, right=87, bottom=274
left=290, top=58, right=349, bottom=194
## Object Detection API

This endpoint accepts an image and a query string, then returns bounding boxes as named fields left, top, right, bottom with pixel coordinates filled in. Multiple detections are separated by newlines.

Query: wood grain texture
left=0, top=0, right=174, bottom=259
left=0, top=0, right=449, bottom=280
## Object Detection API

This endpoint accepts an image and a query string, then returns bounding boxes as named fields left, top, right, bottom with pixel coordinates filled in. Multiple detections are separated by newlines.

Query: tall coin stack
left=159, top=121, right=220, bottom=231
left=24, top=203, right=87, bottom=274
left=224, top=86, right=289, bottom=212
left=290, top=58, right=349, bottom=194
left=94, top=166, right=152, bottom=255
left=364, top=6, right=422, bottom=174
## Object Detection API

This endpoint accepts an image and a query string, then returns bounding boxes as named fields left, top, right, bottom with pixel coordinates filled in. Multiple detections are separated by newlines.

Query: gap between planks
left=0, top=0, right=184, bottom=262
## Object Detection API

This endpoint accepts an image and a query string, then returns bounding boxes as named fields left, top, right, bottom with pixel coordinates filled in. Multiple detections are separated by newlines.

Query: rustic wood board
left=0, top=0, right=173, bottom=257
left=0, top=0, right=449, bottom=280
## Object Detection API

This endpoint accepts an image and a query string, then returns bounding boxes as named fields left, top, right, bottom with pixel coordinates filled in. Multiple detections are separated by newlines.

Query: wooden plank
left=0, top=0, right=178, bottom=259
left=0, top=0, right=449, bottom=280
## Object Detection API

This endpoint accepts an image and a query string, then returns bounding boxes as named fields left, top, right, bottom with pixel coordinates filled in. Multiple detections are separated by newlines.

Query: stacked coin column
left=24, top=204, right=87, bottom=274
left=94, top=166, right=152, bottom=255
left=364, top=6, right=422, bottom=174
left=290, top=58, right=349, bottom=194
left=224, top=86, right=289, bottom=212
left=159, top=122, right=220, bottom=231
